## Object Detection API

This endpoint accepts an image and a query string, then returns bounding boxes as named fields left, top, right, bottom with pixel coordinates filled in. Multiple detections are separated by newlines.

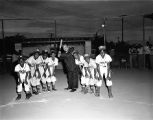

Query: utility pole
left=1, top=19, right=6, bottom=72
left=120, top=15, right=127, bottom=42
left=1, top=19, right=5, bottom=56
left=1, top=19, right=5, bottom=40
left=142, top=16, right=146, bottom=69
left=142, top=16, right=145, bottom=45
left=121, top=17, right=124, bottom=42
left=50, top=33, right=53, bottom=48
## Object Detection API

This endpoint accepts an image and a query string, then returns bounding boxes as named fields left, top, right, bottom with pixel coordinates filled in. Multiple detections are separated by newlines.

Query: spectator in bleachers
left=149, top=44, right=153, bottom=70
left=137, top=44, right=144, bottom=69
left=144, top=41, right=151, bottom=69
left=129, top=46, right=133, bottom=68
left=132, top=45, right=138, bottom=68
left=129, top=45, right=138, bottom=68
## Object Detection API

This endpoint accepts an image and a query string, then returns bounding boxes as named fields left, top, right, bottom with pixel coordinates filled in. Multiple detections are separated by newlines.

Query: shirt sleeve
left=84, top=61, right=88, bottom=67
left=15, top=65, right=20, bottom=72
left=106, top=54, right=112, bottom=63
left=25, top=64, right=30, bottom=72
left=75, top=59, right=79, bottom=65
left=26, top=56, right=32, bottom=64
left=37, top=56, right=43, bottom=65
left=95, top=55, right=101, bottom=64
left=48, top=58, right=53, bottom=66
left=80, top=56, right=85, bottom=65
left=92, top=60, right=97, bottom=68
left=54, top=58, right=59, bottom=66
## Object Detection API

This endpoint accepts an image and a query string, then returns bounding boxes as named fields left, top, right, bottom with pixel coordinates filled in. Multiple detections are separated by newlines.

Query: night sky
left=0, top=0, right=153, bottom=41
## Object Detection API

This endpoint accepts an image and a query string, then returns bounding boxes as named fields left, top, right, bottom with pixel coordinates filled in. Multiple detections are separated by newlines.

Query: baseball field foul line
left=99, top=97, right=153, bottom=106
left=0, top=98, right=48, bottom=109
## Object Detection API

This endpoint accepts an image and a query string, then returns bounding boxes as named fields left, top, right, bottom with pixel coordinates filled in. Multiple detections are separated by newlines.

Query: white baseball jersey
left=39, top=56, right=50, bottom=77
left=15, top=63, right=30, bottom=82
left=96, top=54, right=112, bottom=68
left=96, top=53, right=112, bottom=78
left=44, top=57, right=58, bottom=83
left=40, top=56, right=50, bottom=66
left=49, top=57, right=58, bottom=67
left=84, top=58, right=97, bottom=85
left=15, top=63, right=31, bottom=92
left=39, top=56, right=52, bottom=83
left=39, top=56, right=50, bottom=71
left=26, top=56, right=42, bottom=68
left=84, top=58, right=97, bottom=73
left=26, top=56, right=42, bottom=86
left=46, top=57, right=58, bottom=75
left=75, top=55, right=85, bottom=66
left=26, top=56, right=42, bottom=76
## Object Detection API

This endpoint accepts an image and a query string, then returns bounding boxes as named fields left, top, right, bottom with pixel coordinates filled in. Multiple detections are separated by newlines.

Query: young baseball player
left=84, top=54, right=98, bottom=94
left=73, top=51, right=86, bottom=93
left=95, top=46, right=113, bottom=98
left=15, top=56, right=32, bottom=100
left=48, top=50, right=58, bottom=91
left=26, top=49, right=42, bottom=95
left=39, top=50, right=51, bottom=91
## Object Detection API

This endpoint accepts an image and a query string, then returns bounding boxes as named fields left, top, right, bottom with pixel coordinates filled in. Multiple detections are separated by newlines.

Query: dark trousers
left=138, top=55, right=144, bottom=69
left=67, top=69, right=78, bottom=89
left=145, top=54, right=151, bottom=69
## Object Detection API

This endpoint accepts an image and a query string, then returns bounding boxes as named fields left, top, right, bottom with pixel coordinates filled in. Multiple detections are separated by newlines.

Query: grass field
left=0, top=69, right=153, bottom=120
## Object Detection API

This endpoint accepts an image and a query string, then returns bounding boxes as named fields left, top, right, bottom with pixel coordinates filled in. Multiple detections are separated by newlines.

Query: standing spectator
left=137, top=44, right=144, bottom=69
left=128, top=46, right=133, bottom=68
left=132, top=45, right=138, bottom=68
left=110, top=48, right=115, bottom=61
left=144, top=41, right=151, bottom=69
left=149, top=44, right=153, bottom=70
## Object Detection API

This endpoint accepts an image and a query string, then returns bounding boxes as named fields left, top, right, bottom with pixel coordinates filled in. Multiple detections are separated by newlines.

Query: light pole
left=50, top=33, right=53, bottom=48
left=101, top=24, right=105, bottom=45
left=102, top=18, right=106, bottom=46
left=120, top=15, right=127, bottom=42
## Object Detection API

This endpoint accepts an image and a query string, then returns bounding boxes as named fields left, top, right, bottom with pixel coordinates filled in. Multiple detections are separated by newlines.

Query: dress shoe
left=70, top=89, right=76, bottom=92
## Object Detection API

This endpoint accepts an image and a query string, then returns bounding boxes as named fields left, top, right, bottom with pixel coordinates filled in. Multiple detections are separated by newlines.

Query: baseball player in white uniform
left=73, top=51, right=86, bottom=93
left=26, top=49, right=42, bottom=95
left=96, top=46, right=113, bottom=98
left=48, top=50, right=58, bottom=91
left=15, top=56, right=32, bottom=100
left=39, top=50, right=51, bottom=91
left=83, top=54, right=98, bottom=94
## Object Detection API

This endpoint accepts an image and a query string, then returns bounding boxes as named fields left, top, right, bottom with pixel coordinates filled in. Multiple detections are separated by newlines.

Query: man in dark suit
left=58, top=44, right=78, bottom=92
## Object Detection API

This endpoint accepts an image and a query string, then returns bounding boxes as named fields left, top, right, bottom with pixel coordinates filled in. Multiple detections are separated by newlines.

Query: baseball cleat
left=16, top=94, right=21, bottom=100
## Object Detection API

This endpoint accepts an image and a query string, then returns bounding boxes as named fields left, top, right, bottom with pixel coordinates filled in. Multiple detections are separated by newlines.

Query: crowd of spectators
left=106, top=41, right=153, bottom=70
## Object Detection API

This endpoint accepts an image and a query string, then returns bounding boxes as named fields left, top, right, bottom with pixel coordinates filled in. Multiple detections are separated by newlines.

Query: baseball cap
left=34, top=49, right=40, bottom=54
left=84, top=54, right=90, bottom=58
left=98, top=46, right=106, bottom=50
left=50, top=50, right=56, bottom=54
left=42, top=50, right=48, bottom=55
left=73, top=50, right=79, bottom=55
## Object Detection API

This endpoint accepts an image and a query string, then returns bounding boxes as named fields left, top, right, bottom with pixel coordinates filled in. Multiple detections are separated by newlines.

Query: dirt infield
left=0, top=69, right=153, bottom=120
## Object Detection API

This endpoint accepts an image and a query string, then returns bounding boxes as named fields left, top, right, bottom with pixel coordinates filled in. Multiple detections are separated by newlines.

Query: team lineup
left=14, top=44, right=113, bottom=100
